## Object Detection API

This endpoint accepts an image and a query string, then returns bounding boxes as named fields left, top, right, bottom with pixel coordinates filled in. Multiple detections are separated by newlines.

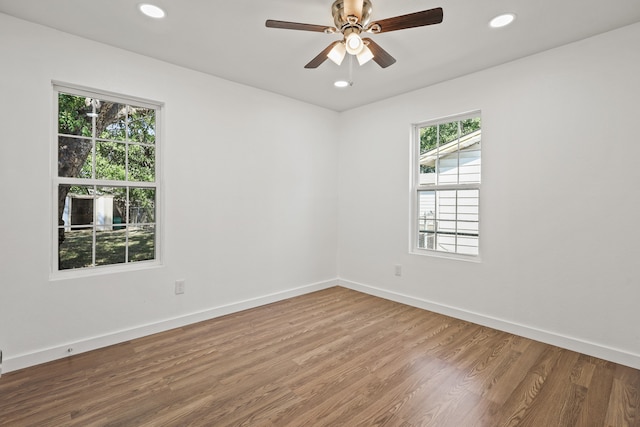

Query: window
left=412, top=112, right=481, bottom=257
left=53, top=83, right=161, bottom=273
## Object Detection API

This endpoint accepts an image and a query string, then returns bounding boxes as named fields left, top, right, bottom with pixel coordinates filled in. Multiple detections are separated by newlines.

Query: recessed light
left=139, top=4, right=166, bottom=19
left=489, top=13, right=516, bottom=28
left=334, top=80, right=351, bottom=88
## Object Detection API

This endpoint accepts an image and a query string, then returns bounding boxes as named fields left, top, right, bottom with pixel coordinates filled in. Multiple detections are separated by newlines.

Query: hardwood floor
left=1, top=286, right=639, bottom=426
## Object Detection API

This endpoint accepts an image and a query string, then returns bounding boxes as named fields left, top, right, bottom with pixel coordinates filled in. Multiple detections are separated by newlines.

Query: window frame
left=51, top=82, right=163, bottom=278
left=410, top=111, right=482, bottom=261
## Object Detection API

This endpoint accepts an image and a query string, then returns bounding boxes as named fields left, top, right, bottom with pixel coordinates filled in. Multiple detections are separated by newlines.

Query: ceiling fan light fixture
left=334, top=80, right=351, bottom=88
left=356, top=45, right=374, bottom=65
left=489, top=13, right=515, bottom=28
left=266, top=1, right=444, bottom=69
left=327, top=42, right=347, bottom=65
left=345, top=32, right=364, bottom=55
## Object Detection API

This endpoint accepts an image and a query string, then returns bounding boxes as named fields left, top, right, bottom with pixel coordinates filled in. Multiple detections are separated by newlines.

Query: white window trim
left=409, top=110, right=482, bottom=262
left=50, top=81, right=164, bottom=279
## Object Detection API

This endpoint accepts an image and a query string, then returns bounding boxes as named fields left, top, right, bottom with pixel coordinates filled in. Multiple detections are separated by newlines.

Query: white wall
left=2, top=11, right=639, bottom=373
left=0, top=13, right=339, bottom=372
left=338, top=22, right=640, bottom=368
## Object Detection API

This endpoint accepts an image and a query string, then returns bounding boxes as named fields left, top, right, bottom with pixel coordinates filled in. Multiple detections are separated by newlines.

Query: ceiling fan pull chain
left=349, top=54, right=354, bottom=86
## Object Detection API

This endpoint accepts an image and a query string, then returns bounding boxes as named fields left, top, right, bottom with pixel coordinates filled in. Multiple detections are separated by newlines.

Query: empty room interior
left=1, top=0, right=640, bottom=425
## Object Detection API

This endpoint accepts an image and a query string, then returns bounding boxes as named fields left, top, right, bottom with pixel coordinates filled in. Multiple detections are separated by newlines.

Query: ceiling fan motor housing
left=332, top=0, right=373, bottom=29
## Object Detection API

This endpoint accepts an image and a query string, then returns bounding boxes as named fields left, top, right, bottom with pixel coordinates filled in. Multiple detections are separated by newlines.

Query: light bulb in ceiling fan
left=345, top=32, right=364, bottom=55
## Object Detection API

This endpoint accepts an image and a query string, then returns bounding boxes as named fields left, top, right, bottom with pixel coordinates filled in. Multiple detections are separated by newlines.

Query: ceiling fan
left=265, top=0, right=443, bottom=69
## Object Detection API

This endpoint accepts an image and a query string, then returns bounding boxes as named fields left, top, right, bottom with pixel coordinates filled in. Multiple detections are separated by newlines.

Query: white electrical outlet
left=175, top=279, right=186, bottom=295
left=395, top=265, right=402, bottom=276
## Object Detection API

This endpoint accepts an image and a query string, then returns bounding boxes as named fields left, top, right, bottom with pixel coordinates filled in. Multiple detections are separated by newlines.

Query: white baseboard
left=339, top=278, right=640, bottom=370
left=3, top=279, right=338, bottom=373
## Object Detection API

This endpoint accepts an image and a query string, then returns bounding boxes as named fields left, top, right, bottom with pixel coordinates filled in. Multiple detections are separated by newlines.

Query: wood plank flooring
left=1, top=286, right=639, bottom=426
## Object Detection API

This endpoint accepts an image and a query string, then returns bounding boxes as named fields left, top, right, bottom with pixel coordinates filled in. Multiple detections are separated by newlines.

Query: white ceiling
left=2, top=0, right=640, bottom=111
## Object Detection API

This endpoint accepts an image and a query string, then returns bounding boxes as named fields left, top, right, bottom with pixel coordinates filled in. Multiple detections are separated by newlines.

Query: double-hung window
left=412, top=112, right=481, bottom=257
left=53, top=83, right=161, bottom=273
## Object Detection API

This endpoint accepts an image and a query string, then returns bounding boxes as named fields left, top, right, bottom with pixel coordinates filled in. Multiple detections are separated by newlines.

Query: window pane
left=95, top=229, right=126, bottom=266
left=128, top=107, right=156, bottom=144
left=58, top=184, right=71, bottom=229
left=437, top=155, right=458, bottom=184
left=58, top=136, right=92, bottom=178
left=95, top=186, right=126, bottom=228
left=95, top=141, right=126, bottom=181
left=59, top=229, right=93, bottom=270
left=458, top=159, right=481, bottom=183
left=58, top=93, right=92, bottom=136
left=460, top=118, right=481, bottom=184
left=59, top=185, right=94, bottom=227
left=458, top=190, right=479, bottom=205
left=129, top=188, right=155, bottom=223
left=437, top=189, right=457, bottom=206
left=420, top=125, right=438, bottom=155
left=459, top=135, right=481, bottom=184
left=418, top=190, right=435, bottom=229
left=98, top=102, right=127, bottom=141
left=128, top=144, right=155, bottom=182
left=418, top=231, right=436, bottom=250
left=439, top=122, right=459, bottom=145
left=419, top=125, right=438, bottom=182
left=457, top=237, right=479, bottom=255
left=129, top=225, right=155, bottom=262
left=436, top=122, right=459, bottom=184
left=461, top=117, right=481, bottom=136
left=437, top=234, right=456, bottom=252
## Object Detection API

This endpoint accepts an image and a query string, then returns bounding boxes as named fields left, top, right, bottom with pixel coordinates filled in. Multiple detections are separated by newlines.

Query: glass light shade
left=356, top=45, right=374, bottom=65
left=327, top=43, right=347, bottom=65
left=345, top=33, right=364, bottom=55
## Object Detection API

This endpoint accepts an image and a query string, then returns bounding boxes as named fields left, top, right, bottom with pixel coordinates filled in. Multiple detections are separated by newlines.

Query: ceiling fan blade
left=305, top=41, right=341, bottom=69
left=266, top=19, right=333, bottom=33
left=369, top=7, right=443, bottom=33
left=344, top=0, right=364, bottom=21
left=362, top=38, right=396, bottom=68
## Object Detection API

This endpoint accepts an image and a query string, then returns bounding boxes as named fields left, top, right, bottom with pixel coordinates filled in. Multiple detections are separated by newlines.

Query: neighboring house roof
left=420, top=129, right=481, bottom=167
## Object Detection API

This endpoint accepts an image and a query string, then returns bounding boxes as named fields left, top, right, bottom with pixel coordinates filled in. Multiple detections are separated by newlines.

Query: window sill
left=410, top=248, right=482, bottom=263
left=49, top=260, right=163, bottom=281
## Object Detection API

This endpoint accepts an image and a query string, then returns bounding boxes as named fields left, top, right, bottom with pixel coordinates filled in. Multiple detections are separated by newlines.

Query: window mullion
left=125, top=187, right=130, bottom=264
left=92, top=185, right=97, bottom=267
left=434, top=191, right=439, bottom=251
left=435, top=124, right=440, bottom=186
left=125, top=106, right=130, bottom=182
left=456, top=120, right=461, bottom=184
left=455, top=121, right=461, bottom=253
left=91, top=102, right=97, bottom=267
left=92, top=100, right=97, bottom=180
left=454, top=190, right=459, bottom=253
